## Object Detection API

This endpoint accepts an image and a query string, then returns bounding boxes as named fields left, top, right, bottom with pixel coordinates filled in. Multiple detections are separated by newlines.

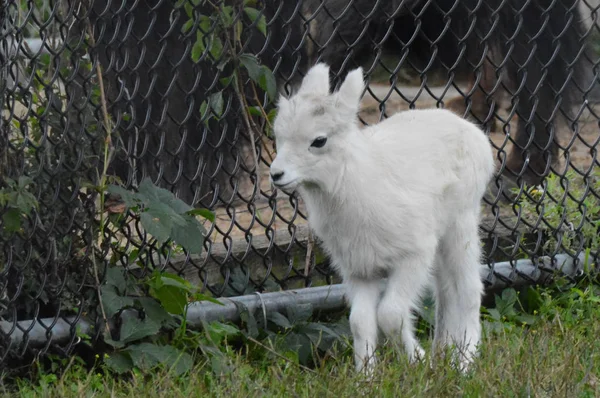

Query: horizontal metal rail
left=0, top=252, right=588, bottom=351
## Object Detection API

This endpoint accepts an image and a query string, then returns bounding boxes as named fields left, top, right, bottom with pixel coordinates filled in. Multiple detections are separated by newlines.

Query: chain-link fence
left=1, top=0, right=599, bottom=368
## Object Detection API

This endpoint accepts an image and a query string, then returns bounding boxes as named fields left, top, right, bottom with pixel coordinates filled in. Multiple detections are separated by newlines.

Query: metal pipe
left=0, top=252, right=588, bottom=350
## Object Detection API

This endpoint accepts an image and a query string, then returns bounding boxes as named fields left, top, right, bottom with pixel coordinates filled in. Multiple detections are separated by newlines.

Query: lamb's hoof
left=408, top=346, right=426, bottom=365
left=356, top=355, right=377, bottom=380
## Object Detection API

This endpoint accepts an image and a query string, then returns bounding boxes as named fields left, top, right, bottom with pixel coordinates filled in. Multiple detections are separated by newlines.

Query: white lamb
left=269, top=63, right=496, bottom=374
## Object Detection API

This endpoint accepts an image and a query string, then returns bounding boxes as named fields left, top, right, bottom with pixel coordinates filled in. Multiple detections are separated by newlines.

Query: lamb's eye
left=310, top=137, right=328, bottom=148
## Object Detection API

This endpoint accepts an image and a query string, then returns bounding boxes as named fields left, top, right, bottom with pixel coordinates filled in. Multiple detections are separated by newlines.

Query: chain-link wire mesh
left=0, top=0, right=599, bottom=367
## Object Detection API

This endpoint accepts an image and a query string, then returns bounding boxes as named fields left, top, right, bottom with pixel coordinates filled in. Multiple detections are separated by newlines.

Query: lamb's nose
left=271, top=171, right=284, bottom=182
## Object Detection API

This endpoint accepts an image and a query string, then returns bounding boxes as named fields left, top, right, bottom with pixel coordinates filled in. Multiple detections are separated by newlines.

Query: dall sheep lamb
left=269, top=63, right=496, bottom=374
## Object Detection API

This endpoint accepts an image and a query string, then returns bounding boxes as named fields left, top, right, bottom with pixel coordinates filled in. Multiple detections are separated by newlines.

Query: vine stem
left=85, top=17, right=113, bottom=335
left=229, top=17, right=262, bottom=194
left=250, top=82, right=275, bottom=162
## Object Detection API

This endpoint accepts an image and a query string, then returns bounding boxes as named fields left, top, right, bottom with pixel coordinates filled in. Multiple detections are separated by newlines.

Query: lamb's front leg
left=346, top=279, right=381, bottom=375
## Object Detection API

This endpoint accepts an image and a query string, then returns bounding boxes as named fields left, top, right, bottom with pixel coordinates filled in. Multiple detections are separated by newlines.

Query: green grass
left=4, top=278, right=600, bottom=398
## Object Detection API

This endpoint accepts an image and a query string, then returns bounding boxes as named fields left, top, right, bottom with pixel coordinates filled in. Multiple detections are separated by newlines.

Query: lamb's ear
left=296, top=63, right=330, bottom=97
left=335, top=67, right=365, bottom=112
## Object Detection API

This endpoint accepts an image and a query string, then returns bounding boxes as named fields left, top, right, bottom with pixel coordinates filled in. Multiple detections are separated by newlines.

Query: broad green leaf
left=236, top=302, right=258, bottom=338
left=154, top=272, right=193, bottom=292
left=104, top=352, right=134, bottom=374
left=207, top=321, right=240, bottom=345
left=239, top=54, right=261, bottom=82
left=119, top=316, right=161, bottom=344
left=138, top=178, right=192, bottom=214
left=267, top=311, right=293, bottom=329
left=486, top=308, right=501, bottom=321
left=2, top=208, right=21, bottom=232
left=286, top=303, right=313, bottom=325
left=17, top=176, right=33, bottom=188
left=150, top=285, right=188, bottom=316
left=14, top=190, right=38, bottom=215
left=101, top=285, right=134, bottom=318
left=186, top=207, right=215, bottom=222
left=523, top=286, right=543, bottom=313
left=135, top=297, right=177, bottom=327
left=208, top=92, right=224, bottom=117
left=140, top=211, right=171, bottom=244
left=171, top=216, right=205, bottom=254
left=259, top=66, right=277, bottom=102
left=107, top=185, right=138, bottom=208
left=192, top=292, right=222, bottom=305
left=104, top=267, right=127, bottom=294
left=209, top=353, right=234, bottom=376
left=244, top=7, right=267, bottom=36
left=126, top=343, right=193, bottom=376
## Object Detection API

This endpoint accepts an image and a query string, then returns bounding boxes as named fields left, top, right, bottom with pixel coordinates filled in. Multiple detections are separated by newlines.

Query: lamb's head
left=269, top=63, right=365, bottom=193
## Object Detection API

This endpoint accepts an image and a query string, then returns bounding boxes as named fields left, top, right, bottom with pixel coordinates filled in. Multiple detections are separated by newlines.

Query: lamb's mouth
left=273, top=180, right=297, bottom=192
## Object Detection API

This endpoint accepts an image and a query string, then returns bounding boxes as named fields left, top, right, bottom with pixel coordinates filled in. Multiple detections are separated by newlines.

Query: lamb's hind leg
left=376, top=254, right=433, bottom=364
left=434, top=211, right=484, bottom=372
left=347, top=279, right=381, bottom=374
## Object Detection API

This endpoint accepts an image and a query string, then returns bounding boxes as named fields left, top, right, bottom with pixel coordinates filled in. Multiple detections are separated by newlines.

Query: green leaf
left=236, top=302, right=258, bottom=338
left=247, top=106, right=262, bottom=117
left=186, top=208, right=215, bottom=222
left=200, top=100, right=209, bottom=121
left=286, top=303, right=313, bottom=325
left=523, top=286, right=543, bottom=313
left=219, top=75, right=233, bottom=87
left=2, top=208, right=22, bottom=232
left=107, top=184, right=138, bottom=208
left=486, top=308, right=501, bottom=321
left=259, top=66, right=277, bottom=102
left=244, top=7, right=267, bottom=36
left=220, top=6, right=234, bottom=28
left=151, top=272, right=196, bottom=293
left=104, top=267, right=128, bottom=294
left=210, top=36, right=223, bottom=60
left=119, top=316, right=161, bottom=344
left=150, top=285, right=188, bottom=316
left=267, top=108, right=278, bottom=123
left=208, top=92, right=224, bottom=117
left=207, top=321, right=240, bottom=345
left=17, top=176, right=33, bottom=188
left=239, top=54, right=261, bottom=82
left=101, top=285, right=135, bottom=318
left=267, top=311, right=293, bottom=329
left=184, top=2, right=193, bottom=18
left=181, top=19, right=194, bottom=35
left=171, top=215, right=205, bottom=254
left=135, top=297, right=177, bottom=328
left=192, top=292, right=223, bottom=305
left=138, top=178, right=192, bottom=214
left=13, top=190, right=38, bottom=215
left=140, top=211, right=171, bottom=244
left=209, top=353, right=234, bottom=376
left=191, top=31, right=206, bottom=63
left=126, top=343, right=193, bottom=376
left=104, top=352, right=134, bottom=374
